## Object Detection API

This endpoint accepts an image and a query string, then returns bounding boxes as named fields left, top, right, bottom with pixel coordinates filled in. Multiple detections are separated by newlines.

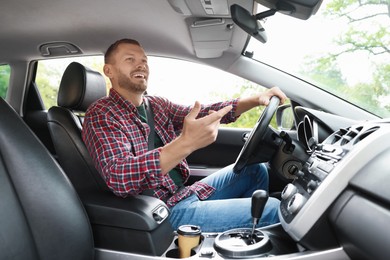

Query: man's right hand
left=159, top=101, right=232, bottom=175
left=181, top=101, right=232, bottom=152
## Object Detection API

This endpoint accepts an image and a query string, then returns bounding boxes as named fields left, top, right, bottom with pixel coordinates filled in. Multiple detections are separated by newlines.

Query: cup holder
left=165, top=236, right=204, bottom=258
left=165, top=249, right=196, bottom=258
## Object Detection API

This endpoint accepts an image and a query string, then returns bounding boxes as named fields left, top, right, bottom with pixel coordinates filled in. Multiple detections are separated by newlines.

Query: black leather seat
left=47, top=61, right=109, bottom=193
left=0, top=97, right=94, bottom=259
left=47, top=62, right=173, bottom=255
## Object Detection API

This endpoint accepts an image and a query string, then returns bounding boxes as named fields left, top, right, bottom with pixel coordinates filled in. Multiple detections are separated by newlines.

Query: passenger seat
left=0, top=96, right=95, bottom=259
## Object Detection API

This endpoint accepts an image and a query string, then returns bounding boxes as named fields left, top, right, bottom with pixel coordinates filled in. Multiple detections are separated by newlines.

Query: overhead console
left=167, top=0, right=253, bottom=58
left=278, top=118, right=390, bottom=249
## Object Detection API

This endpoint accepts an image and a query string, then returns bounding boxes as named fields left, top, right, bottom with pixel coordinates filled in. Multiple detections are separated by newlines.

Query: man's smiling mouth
left=132, top=72, right=147, bottom=79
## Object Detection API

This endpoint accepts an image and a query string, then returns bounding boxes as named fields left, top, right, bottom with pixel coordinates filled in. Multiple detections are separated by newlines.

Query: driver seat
left=47, top=61, right=108, bottom=193
left=47, top=62, right=173, bottom=255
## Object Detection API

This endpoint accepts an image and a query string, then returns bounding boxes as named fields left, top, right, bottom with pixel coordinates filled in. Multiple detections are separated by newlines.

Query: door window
left=36, top=56, right=277, bottom=128
left=0, top=64, right=11, bottom=99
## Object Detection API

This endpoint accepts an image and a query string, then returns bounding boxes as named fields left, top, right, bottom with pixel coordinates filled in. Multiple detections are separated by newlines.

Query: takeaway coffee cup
left=177, top=225, right=201, bottom=258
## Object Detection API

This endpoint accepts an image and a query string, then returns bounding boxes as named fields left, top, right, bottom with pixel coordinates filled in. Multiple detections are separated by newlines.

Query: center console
left=161, top=189, right=299, bottom=259
left=161, top=224, right=297, bottom=259
left=279, top=140, right=345, bottom=224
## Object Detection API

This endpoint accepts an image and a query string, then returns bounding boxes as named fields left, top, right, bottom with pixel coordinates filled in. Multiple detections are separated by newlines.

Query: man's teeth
left=134, top=73, right=145, bottom=78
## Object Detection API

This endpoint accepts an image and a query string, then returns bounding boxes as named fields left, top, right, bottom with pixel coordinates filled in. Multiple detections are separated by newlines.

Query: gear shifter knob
left=251, top=190, right=269, bottom=225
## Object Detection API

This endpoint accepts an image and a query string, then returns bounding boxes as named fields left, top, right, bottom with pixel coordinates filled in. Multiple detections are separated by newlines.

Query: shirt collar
left=109, top=88, right=138, bottom=114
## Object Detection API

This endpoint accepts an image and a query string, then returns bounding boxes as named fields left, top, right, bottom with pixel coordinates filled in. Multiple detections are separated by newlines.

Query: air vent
left=327, top=125, right=379, bottom=148
left=354, top=126, right=379, bottom=144
left=330, top=128, right=348, bottom=144
left=340, top=126, right=363, bottom=145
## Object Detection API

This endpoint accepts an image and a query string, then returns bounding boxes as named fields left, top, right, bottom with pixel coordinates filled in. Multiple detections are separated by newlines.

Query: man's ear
left=103, top=64, right=113, bottom=78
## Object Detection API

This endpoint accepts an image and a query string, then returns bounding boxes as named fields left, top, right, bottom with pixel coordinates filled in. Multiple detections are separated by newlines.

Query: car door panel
left=186, top=127, right=248, bottom=183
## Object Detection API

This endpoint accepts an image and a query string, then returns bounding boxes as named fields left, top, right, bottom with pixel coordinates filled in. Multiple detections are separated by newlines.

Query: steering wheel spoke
left=233, top=96, right=281, bottom=173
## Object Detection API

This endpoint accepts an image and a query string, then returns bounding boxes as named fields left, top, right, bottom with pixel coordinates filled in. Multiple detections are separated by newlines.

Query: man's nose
left=136, top=63, right=147, bottom=70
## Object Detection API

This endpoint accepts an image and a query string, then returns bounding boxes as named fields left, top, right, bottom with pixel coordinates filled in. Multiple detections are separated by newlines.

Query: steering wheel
left=233, top=96, right=281, bottom=173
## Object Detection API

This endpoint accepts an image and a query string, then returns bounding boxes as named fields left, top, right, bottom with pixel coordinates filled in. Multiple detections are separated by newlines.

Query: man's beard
left=117, top=71, right=147, bottom=94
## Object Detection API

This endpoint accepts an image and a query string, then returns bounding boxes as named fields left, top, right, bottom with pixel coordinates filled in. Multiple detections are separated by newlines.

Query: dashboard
left=274, top=108, right=390, bottom=257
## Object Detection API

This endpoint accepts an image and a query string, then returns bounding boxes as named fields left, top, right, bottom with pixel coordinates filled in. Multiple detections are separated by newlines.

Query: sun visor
left=189, top=18, right=234, bottom=58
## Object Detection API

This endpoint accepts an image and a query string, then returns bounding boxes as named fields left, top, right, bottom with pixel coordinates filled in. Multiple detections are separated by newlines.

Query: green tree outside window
left=0, top=65, right=11, bottom=99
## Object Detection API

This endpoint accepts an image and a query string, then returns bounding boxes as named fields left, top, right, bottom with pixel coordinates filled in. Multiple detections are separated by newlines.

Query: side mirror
left=276, top=104, right=294, bottom=130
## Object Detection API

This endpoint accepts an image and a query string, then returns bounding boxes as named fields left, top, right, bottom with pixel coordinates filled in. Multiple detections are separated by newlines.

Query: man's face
left=107, top=43, right=149, bottom=94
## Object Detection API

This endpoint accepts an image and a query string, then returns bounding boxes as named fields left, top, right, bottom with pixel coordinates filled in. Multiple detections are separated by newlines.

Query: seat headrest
left=58, top=62, right=107, bottom=111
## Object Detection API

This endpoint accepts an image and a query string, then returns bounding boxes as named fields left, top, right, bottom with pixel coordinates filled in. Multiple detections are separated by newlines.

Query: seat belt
left=142, top=97, right=156, bottom=196
left=144, top=97, right=155, bottom=150
left=143, top=98, right=183, bottom=201
left=141, top=98, right=184, bottom=202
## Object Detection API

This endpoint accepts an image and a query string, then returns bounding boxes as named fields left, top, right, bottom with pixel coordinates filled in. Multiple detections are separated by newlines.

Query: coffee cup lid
left=177, top=225, right=201, bottom=236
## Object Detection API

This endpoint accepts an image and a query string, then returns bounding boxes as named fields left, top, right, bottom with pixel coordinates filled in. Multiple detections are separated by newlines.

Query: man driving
left=82, top=38, right=287, bottom=232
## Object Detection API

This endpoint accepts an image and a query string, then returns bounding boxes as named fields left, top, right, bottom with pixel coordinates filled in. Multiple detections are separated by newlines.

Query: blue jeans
left=169, top=163, right=280, bottom=232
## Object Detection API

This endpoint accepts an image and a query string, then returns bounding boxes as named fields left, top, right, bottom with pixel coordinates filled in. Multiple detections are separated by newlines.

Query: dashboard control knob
left=281, top=184, right=297, bottom=200
left=307, top=180, right=319, bottom=192
left=287, top=193, right=307, bottom=214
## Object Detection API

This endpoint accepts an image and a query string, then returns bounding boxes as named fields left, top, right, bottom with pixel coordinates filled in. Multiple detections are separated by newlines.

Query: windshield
left=246, top=0, right=389, bottom=118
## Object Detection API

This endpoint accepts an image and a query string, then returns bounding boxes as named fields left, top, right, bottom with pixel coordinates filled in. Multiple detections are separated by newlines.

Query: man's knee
left=267, top=197, right=280, bottom=210
left=245, top=163, right=267, bottom=174
left=250, top=163, right=269, bottom=180
left=265, top=197, right=280, bottom=221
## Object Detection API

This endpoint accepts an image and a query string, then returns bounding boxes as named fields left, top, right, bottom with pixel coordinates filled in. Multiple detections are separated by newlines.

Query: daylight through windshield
left=247, top=0, right=390, bottom=118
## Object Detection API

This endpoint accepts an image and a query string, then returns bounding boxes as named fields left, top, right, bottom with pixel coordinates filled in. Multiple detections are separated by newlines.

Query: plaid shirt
left=82, top=88, right=239, bottom=207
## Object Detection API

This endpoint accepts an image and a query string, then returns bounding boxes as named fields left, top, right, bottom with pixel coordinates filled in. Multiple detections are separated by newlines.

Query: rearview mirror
left=230, top=4, right=268, bottom=43
left=232, top=1, right=320, bottom=44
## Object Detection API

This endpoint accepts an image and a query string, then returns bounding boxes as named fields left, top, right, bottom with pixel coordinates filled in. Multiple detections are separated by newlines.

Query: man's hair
left=104, top=38, right=142, bottom=64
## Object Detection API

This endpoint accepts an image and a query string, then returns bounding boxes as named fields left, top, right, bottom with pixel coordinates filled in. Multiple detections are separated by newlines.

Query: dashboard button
left=281, top=184, right=298, bottom=200
left=287, top=193, right=307, bottom=214
left=307, top=180, right=319, bottom=193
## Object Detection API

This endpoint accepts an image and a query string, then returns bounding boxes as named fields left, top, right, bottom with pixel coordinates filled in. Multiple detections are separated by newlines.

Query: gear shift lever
left=251, top=190, right=269, bottom=238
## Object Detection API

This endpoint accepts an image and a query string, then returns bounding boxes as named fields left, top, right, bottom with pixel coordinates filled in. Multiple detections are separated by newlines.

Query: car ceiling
left=0, top=0, right=252, bottom=65
left=2, top=0, right=378, bottom=123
